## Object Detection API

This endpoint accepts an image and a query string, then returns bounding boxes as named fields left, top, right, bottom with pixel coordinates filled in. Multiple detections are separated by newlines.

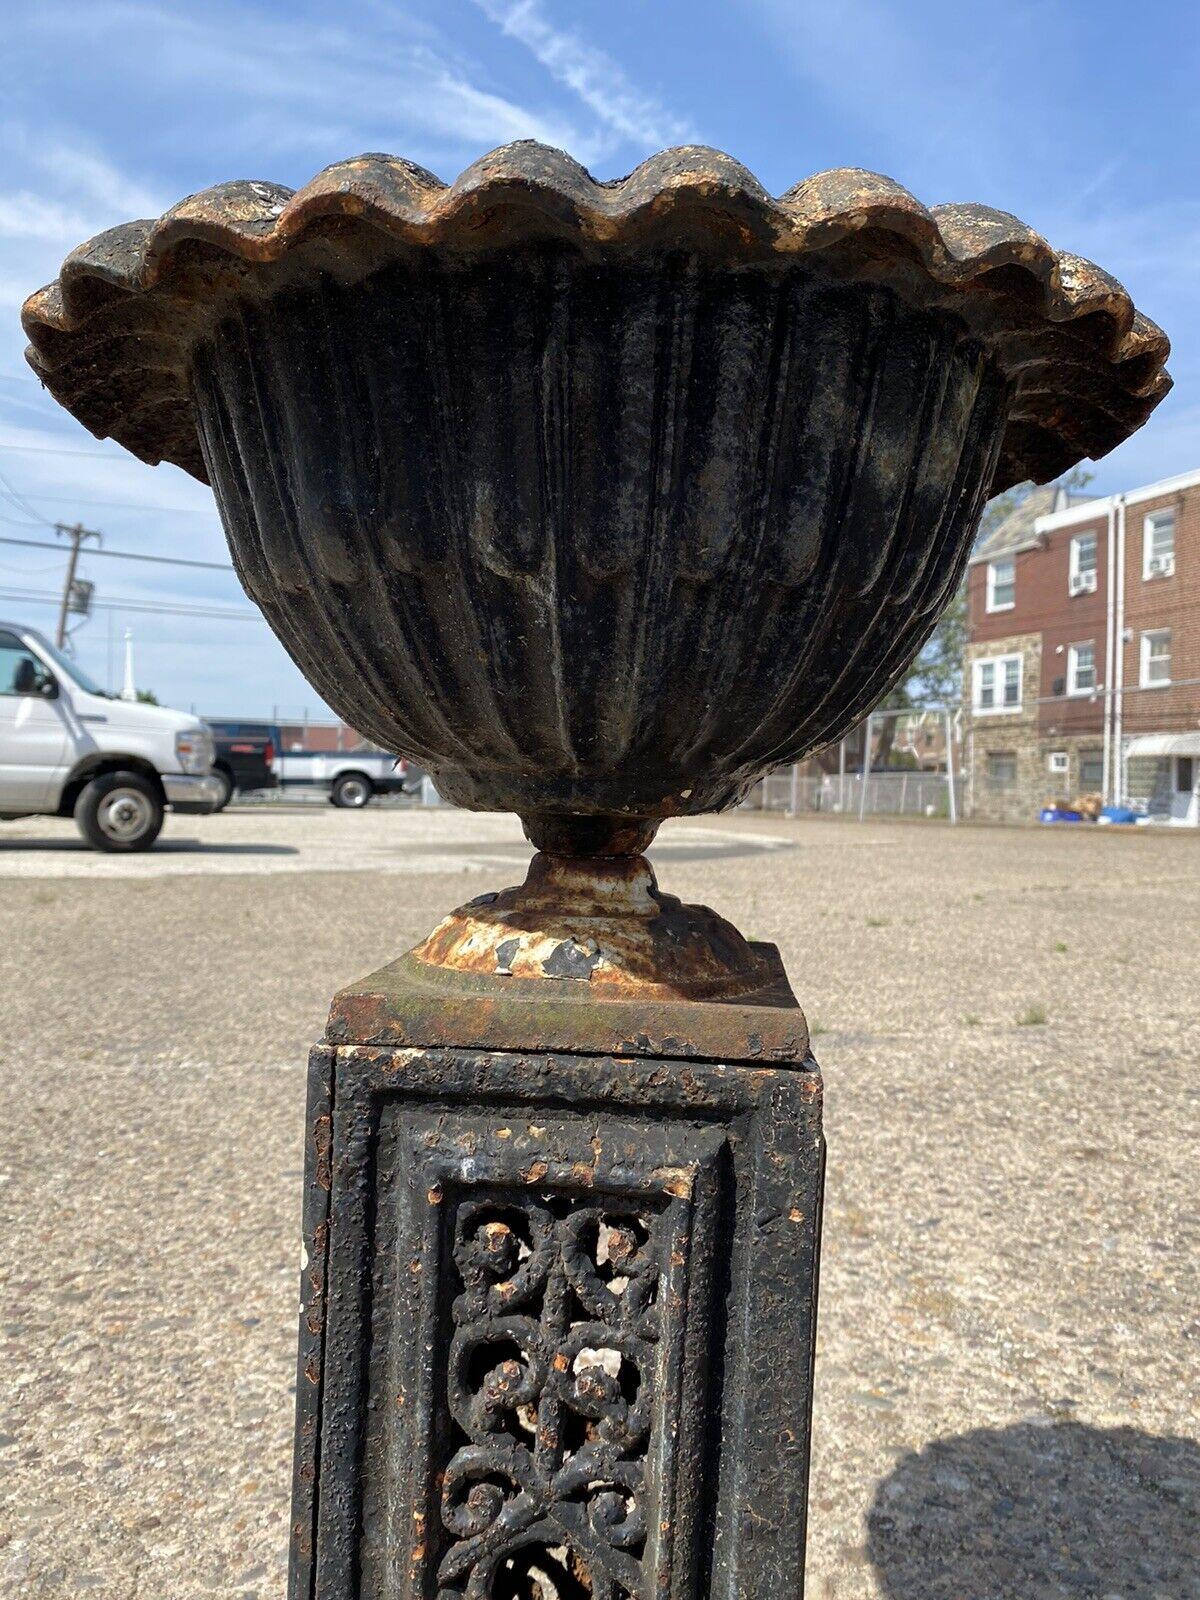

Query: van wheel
left=75, top=771, right=164, bottom=852
left=331, top=773, right=372, bottom=808
left=211, top=767, right=234, bottom=812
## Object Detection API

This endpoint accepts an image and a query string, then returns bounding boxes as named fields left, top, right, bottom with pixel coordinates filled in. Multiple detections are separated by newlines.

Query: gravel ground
left=0, top=808, right=1196, bottom=1598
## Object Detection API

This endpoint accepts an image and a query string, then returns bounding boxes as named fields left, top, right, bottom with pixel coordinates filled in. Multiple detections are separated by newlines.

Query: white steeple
left=120, top=629, right=136, bottom=702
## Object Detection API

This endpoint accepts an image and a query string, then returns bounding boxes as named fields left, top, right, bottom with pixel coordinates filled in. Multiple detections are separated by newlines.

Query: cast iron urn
left=25, top=143, right=1168, bottom=1599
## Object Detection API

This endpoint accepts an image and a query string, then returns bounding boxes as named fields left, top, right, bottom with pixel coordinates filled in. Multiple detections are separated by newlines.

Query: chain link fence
left=743, top=767, right=964, bottom=818
left=741, top=707, right=964, bottom=820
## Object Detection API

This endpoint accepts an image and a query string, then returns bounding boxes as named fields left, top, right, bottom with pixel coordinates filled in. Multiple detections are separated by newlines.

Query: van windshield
left=33, top=635, right=110, bottom=698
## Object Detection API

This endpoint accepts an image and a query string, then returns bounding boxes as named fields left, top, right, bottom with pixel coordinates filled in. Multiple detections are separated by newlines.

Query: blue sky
left=1, top=0, right=1196, bottom=716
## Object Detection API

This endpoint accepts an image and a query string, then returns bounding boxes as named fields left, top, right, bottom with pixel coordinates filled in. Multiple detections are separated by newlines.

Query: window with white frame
left=1068, top=531, right=1098, bottom=594
left=986, top=557, right=1015, bottom=611
left=986, top=751, right=1017, bottom=787
left=1067, top=640, right=1097, bottom=696
left=1047, top=750, right=1068, bottom=775
left=1079, top=750, right=1104, bottom=790
left=973, top=652, right=1022, bottom=713
left=1140, top=628, right=1171, bottom=686
left=1143, top=509, right=1176, bottom=579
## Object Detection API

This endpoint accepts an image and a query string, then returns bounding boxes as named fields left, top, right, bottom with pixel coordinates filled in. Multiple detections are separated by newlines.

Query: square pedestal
left=290, top=1042, right=823, bottom=1600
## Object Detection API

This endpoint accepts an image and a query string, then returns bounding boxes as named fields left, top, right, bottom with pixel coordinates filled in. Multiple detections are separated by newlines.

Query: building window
left=973, top=653, right=1022, bottom=713
left=1068, top=532, right=1098, bottom=595
left=1140, top=629, right=1171, bottom=686
left=986, top=557, right=1015, bottom=611
left=1067, top=641, right=1096, bottom=696
left=986, top=752, right=1017, bottom=788
left=1177, top=757, right=1195, bottom=795
left=1143, top=509, right=1175, bottom=579
left=1047, top=751, right=1068, bottom=775
left=1079, top=750, right=1104, bottom=789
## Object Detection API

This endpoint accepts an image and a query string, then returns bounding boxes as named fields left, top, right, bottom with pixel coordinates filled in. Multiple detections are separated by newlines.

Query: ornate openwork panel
left=438, top=1192, right=671, bottom=1599
left=294, top=1046, right=824, bottom=1600
left=345, top=1098, right=725, bottom=1600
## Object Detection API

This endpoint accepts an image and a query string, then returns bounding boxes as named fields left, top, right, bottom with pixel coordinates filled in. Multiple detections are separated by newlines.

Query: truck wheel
left=75, top=771, right=164, bottom=852
left=331, top=773, right=372, bottom=809
left=211, top=767, right=234, bottom=812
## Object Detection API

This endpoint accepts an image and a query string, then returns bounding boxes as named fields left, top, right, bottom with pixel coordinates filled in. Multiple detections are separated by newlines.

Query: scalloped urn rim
left=21, top=141, right=1170, bottom=495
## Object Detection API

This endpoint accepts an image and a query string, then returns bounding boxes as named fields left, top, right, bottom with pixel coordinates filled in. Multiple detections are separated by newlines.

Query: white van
left=0, top=620, right=221, bottom=851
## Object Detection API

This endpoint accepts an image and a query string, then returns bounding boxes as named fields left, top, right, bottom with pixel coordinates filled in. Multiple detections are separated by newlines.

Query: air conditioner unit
left=1069, top=571, right=1097, bottom=595
left=1148, top=555, right=1175, bottom=577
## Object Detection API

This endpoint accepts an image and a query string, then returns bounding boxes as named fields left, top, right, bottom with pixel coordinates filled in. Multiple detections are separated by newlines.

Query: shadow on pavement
left=867, top=1420, right=1199, bottom=1598
left=390, top=838, right=797, bottom=864
left=0, top=838, right=299, bottom=856
left=155, top=842, right=301, bottom=856
left=649, top=841, right=795, bottom=862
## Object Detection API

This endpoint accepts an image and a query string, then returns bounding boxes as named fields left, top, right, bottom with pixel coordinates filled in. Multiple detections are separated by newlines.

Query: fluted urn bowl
left=23, top=145, right=1169, bottom=842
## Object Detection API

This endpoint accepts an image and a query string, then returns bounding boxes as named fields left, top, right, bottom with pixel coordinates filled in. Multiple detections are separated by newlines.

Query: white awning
left=1125, top=731, right=1200, bottom=757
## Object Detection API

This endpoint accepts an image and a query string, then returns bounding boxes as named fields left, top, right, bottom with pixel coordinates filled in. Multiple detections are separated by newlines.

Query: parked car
left=204, top=720, right=279, bottom=809
left=0, top=620, right=221, bottom=850
left=274, top=748, right=419, bottom=807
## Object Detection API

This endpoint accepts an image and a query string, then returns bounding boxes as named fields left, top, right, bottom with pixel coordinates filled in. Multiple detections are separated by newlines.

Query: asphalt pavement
left=0, top=807, right=1196, bottom=1598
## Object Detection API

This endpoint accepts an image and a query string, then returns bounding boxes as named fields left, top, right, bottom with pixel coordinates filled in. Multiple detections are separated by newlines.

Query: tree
left=909, top=583, right=968, bottom=706
left=136, top=688, right=159, bottom=704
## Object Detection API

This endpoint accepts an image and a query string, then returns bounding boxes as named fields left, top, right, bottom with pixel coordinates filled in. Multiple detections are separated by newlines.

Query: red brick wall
left=967, top=483, right=1200, bottom=741
left=1118, top=487, right=1200, bottom=736
left=1038, top=515, right=1107, bottom=741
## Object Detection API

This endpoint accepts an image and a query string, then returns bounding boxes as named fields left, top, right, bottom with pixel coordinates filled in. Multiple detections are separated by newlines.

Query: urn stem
left=520, top=812, right=660, bottom=858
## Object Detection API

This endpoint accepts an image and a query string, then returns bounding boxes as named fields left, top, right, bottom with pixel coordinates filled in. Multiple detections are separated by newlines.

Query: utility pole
left=55, top=521, right=101, bottom=647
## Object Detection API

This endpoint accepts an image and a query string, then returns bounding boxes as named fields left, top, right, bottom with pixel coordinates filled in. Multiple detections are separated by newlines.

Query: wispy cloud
left=31, top=142, right=164, bottom=219
left=0, top=0, right=598, bottom=711
left=17, top=1, right=591, bottom=171
left=0, top=133, right=164, bottom=249
left=745, top=0, right=1198, bottom=491
left=472, top=0, right=693, bottom=153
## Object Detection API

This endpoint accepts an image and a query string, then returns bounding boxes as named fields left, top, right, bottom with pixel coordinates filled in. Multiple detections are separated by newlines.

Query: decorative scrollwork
left=437, top=1194, right=666, bottom=1599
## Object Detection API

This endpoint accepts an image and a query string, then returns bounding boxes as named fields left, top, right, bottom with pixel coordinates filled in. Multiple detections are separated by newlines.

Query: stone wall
left=963, top=631, right=1042, bottom=822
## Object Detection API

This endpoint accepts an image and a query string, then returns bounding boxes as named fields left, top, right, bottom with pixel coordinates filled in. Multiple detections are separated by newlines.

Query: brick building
left=963, top=468, right=1200, bottom=825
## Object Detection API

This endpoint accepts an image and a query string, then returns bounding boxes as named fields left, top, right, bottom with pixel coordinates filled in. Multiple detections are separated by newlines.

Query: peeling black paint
left=541, top=937, right=602, bottom=980
left=291, top=1042, right=825, bottom=1599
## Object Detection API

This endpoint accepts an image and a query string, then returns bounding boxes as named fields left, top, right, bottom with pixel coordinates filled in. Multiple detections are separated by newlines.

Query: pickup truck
left=275, top=748, right=419, bottom=807
left=204, top=720, right=279, bottom=809
left=0, top=619, right=222, bottom=850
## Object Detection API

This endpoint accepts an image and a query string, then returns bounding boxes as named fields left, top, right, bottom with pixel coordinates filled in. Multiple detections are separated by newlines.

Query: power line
left=0, top=534, right=234, bottom=572
left=0, top=506, right=47, bottom=530
left=0, top=585, right=260, bottom=623
left=0, top=448, right=221, bottom=523
left=0, top=464, right=52, bottom=526
left=969, top=592, right=1200, bottom=632
left=4, top=491, right=218, bottom=516
left=0, top=441, right=133, bottom=460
